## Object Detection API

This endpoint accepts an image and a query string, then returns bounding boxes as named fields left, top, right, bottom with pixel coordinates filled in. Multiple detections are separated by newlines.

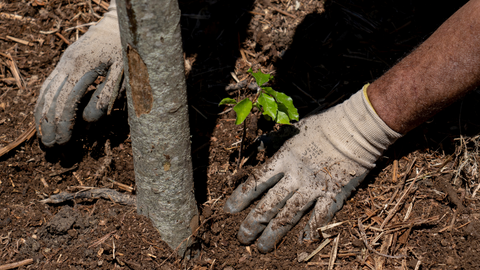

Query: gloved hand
left=224, top=86, right=402, bottom=253
left=34, top=0, right=122, bottom=147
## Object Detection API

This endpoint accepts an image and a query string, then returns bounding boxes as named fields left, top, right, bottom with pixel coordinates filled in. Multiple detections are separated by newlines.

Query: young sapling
left=219, top=68, right=299, bottom=168
left=219, top=68, right=299, bottom=125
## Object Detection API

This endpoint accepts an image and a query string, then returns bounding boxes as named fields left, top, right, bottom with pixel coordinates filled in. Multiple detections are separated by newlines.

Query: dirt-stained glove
left=34, top=0, right=122, bottom=147
left=224, top=86, right=402, bottom=253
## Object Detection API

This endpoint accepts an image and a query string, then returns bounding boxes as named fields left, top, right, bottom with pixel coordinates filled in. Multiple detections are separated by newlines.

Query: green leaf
left=275, top=110, right=290, bottom=124
left=276, top=103, right=292, bottom=125
left=263, top=87, right=299, bottom=121
left=233, top=98, right=253, bottom=125
left=219, top=98, right=237, bottom=106
left=257, top=92, right=277, bottom=120
left=248, top=68, right=273, bottom=87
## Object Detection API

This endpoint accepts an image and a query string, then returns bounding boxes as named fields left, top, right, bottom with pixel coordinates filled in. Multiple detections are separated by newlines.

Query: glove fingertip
left=224, top=184, right=249, bottom=213
left=237, top=223, right=257, bottom=245
left=82, top=76, right=110, bottom=122
left=257, top=240, right=273, bottom=254
left=55, top=120, right=74, bottom=146
left=224, top=172, right=285, bottom=214
left=40, top=121, right=56, bottom=148
left=256, top=226, right=291, bottom=253
left=83, top=102, right=106, bottom=122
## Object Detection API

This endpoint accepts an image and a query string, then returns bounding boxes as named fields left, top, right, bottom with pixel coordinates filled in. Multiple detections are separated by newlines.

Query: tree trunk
left=116, top=0, right=199, bottom=256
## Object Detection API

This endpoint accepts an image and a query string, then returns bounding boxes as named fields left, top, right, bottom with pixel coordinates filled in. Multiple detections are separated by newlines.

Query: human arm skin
left=368, top=0, right=480, bottom=134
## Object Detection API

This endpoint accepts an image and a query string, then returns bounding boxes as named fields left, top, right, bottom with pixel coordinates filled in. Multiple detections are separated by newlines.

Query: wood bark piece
left=117, top=0, right=199, bottom=257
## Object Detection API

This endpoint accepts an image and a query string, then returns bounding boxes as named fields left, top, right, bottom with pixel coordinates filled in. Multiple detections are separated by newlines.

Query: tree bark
left=116, top=0, right=199, bottom=256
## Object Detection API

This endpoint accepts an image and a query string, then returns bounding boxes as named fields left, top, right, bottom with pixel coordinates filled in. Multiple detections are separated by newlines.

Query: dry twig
left=40, top=188, right=136, bottom=205
left=0, top=258, right=33, bottom=270
left=302, top=238, right=331, bottom=262
left=0, top=125, right=35, bottom=158
left=6, top=36, right=34, bottom=46
left=4, top=53, right=26, bottom=94
left=358, top=218, right=406, bottom=259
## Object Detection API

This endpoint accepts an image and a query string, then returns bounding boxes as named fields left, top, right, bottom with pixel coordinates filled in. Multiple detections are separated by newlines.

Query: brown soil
left=1, top=0, right=480, bottom=269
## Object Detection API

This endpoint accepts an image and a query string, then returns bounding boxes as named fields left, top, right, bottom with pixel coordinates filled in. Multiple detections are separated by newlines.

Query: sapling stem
left=237, top=120, right=247, bottom=170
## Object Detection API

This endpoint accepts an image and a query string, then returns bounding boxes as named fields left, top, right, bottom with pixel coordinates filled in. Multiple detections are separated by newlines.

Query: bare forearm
left=368, top=0, right=480, bottom=134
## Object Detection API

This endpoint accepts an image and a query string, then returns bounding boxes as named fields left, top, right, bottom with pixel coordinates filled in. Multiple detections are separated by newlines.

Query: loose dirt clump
left=2, top=0, right=480, bottom=269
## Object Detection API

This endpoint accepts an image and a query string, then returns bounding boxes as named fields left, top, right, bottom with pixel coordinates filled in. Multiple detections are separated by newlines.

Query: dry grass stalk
left=319, top=221, right=345, bottom=232
left=328, top=234, right=340, bottom=270
left=381, top=168, right=422, bottom=229
left=303, top=238, right=331, bottom=262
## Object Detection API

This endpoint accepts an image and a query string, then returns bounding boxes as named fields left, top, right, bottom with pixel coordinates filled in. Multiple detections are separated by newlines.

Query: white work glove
left=34, top=1, right=122, bottom=147
left=224, top=86, right=402, bottom=253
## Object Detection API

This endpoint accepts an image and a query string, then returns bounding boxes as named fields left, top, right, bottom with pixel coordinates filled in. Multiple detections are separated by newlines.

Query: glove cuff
left=108, top=0, right=117, bottom=12
left=93, top=0, right=119, bottom=30
left=324, top=86, right=402, bottom=169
